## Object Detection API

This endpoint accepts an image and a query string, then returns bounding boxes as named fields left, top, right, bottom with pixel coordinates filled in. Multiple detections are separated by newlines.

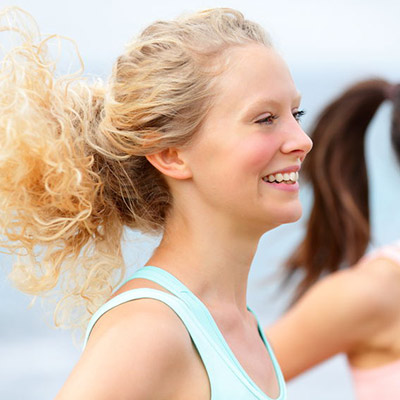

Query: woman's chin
left=270, top=206, right=303, bottom=227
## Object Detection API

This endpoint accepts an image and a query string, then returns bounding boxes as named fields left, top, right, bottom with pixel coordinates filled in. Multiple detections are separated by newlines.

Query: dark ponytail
left=287, top=79, right=392, bottom=300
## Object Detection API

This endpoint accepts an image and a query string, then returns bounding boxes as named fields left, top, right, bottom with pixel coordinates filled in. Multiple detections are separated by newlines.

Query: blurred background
left=1, top=0, right=400, bottom=398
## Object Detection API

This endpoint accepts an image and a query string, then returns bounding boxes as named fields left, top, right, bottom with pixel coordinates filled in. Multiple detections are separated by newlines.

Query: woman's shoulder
left=295, top=257, right=399, bottom=327
left=354, top=251, right=400, bottom=311
left=88, top=276, right=188, bottom=344
left=59, top=287, right=196, bottom=399
left=87, top=281, right=195, bottom=365
left=89, top=287, right=190, bottom=340
left=310, top=254, right=400, bottom=328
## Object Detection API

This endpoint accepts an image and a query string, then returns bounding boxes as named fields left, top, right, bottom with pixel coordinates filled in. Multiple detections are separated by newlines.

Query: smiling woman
left=184, top=44, right=311, bottom=232
left=0, top=6, right=311, bottom=400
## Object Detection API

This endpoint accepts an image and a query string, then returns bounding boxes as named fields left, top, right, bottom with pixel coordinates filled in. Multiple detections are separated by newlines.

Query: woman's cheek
left=236, top=136, right=279, bottom=170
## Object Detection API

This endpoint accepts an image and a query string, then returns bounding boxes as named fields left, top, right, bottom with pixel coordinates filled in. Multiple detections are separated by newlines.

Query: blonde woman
left=0, top=7, right=312, bottom=399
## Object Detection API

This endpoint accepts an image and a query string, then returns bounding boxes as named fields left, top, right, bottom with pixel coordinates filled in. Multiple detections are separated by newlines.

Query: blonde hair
left=0, top=6, right=270, bottom=328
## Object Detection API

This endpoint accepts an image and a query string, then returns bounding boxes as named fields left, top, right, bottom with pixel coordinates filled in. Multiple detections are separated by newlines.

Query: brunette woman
left=268, top=79, right=400, bottom=400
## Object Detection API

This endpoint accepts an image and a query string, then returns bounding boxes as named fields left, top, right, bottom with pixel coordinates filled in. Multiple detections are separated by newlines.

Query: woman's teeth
left=263, top=172, right=299, bottom=184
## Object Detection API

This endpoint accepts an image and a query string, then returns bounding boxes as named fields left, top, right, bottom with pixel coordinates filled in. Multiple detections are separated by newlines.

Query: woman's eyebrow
left=241, top=93, right=302, bottom=120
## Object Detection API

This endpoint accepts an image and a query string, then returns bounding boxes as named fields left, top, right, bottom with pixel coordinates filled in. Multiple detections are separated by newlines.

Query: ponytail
left=287, top=79, right=391, bottom=300
left=0, top=7, right=124, bottom=327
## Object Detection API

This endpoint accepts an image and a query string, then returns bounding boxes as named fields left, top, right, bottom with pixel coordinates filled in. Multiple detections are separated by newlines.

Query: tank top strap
left=126, top=266, right=196, bottom=296
left=124, top=266, right=286, bottom=399
left=364, top=240, right=400, bottom=265
left=83, top=288, right=195, bottom=346
left=83, top=286, right=226, bottom=369
left=247, top=306, right=284, bottom=379
left=125, top=266, right=217, bottom=331
left=83, top=287, right=233, bottom=398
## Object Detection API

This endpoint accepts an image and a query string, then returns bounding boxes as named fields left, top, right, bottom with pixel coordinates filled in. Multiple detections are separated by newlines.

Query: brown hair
left=286, top=78, right=400, bottom=299
left=0, top=7, right=270, bottom=327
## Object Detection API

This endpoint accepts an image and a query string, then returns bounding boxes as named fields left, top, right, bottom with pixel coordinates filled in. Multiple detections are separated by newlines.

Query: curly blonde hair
left=0, top=6, right=270, bottom=328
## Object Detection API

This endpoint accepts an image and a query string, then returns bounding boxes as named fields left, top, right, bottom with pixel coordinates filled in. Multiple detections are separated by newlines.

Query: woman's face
left=182, top=44, right=313, bottom=234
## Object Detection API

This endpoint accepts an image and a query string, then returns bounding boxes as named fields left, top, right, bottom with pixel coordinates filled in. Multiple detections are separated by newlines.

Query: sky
left=5, top=0, right=400, bottom=77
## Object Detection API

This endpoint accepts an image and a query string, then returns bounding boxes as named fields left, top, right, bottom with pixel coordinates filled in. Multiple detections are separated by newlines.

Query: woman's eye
left=255, top=114, right=278, bottom=125
left=293, top=110, right=306, bottom=122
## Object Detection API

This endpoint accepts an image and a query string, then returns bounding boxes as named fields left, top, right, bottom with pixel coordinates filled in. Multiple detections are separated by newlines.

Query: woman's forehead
left=210, top=44, right=298, bottom=114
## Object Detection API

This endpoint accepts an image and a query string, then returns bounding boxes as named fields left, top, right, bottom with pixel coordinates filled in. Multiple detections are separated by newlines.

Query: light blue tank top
left=84, top=266, right=286, bottom=400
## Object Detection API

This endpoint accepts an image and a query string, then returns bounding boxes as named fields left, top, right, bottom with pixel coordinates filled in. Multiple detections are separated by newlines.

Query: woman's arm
left=55, top=299, right=198, bottom=399
left=266, top=258, right=398, bottom=380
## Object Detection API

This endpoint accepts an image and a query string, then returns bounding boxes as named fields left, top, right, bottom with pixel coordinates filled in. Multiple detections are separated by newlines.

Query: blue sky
left=6, top=0, right=400, bottom=77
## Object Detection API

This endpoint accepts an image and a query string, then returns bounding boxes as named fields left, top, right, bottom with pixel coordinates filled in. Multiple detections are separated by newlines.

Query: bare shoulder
left=57, top=296, right=195, bottom=399
left=353, top=255, right=400, bottom=316
left=303, top=257, right=400, bottom=326
left=88, top=294, right=192, bottom=354
left=266, top=255, right=400, bottom=379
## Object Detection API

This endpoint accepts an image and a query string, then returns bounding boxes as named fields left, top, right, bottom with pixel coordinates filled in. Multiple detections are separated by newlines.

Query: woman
left=0, top=6, right=312, bottom=400
left=267, top=79, right=400, bottom=399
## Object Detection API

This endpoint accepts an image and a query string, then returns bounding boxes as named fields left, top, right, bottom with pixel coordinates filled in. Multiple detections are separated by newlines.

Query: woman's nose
left=281, top=121, right=313, bottom=159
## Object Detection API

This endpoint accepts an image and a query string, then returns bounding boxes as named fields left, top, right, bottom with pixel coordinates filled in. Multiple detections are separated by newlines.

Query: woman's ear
left=146, top=148, right=192, bottom=180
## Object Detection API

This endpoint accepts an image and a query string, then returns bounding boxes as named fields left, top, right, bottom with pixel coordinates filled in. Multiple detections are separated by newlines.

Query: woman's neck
left=146, top=210, right=263, bottom=314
